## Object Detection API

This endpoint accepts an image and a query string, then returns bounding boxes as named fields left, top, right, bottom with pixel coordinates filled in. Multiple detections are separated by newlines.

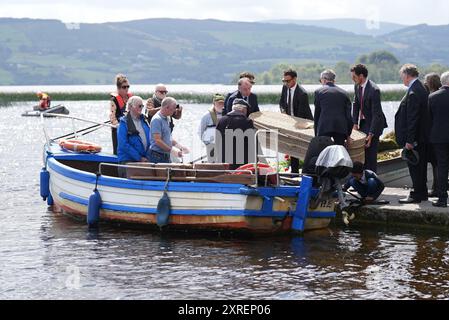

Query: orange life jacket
left=111, top=92, right=133, bottom=119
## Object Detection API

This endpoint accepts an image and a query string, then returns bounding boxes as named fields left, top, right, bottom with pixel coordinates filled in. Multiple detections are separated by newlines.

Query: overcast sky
left=0, top=0, right=448, bottom=25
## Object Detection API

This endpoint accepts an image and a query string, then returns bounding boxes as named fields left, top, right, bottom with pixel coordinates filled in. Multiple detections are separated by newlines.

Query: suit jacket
left=314, top=83, right=353, bottom=137
left=279, top=84, right=313, bottom=120
left=429, top=87, right=449, bottom=144
left=224, top=91, right=259, bottom=116
left=216, top=111, right=255, bottom=167
left=394, top=79, right=430, bottom=147
left=352, top=80, right=388, bottom=137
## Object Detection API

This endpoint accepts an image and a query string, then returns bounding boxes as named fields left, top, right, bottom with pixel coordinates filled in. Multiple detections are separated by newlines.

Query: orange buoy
left=59, top=139, right=102, bottom=153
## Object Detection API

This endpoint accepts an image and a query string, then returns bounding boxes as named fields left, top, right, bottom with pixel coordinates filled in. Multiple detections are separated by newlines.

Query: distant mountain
left=380, top=24, right=449, bottom=65
left=0, top=18, right=446, bottom=85
left=263, top=19, right=407, bottom=37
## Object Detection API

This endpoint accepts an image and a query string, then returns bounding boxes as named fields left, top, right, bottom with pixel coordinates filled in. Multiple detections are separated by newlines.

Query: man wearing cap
left=224, top=77, right=260, bottom=116
left=198, top=94, right=225, bottom=163
left=395, top=64, right=430, bottom=204
left=216, top=98, right=256, bottom=169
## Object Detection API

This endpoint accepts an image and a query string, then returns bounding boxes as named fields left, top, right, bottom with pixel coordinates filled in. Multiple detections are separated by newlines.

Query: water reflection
left=1, top=101, right=449, bottom=299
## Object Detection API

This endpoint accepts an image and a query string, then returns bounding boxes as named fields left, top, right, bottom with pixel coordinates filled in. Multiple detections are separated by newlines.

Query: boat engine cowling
left=311, top=145, right=353, bottom=209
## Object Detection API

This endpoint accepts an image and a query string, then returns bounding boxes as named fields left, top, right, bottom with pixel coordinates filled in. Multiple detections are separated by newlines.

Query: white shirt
left=287, top=85, right=297, bottom=115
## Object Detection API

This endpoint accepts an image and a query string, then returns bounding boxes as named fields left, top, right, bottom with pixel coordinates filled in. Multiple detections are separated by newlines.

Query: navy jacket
left=344, top=170, right=385, bottom=190
left=352, top=80, right=388, bottom=137
left=279, top=84, right=313, bottom=120
left=429, top=87, right=449, bottom=144
left=117, top=113, right=151, bottom=163
left=394, top=80, right=430, bottom=146
left=314, top=83, right=353, bottom=137
left=224, top=91, right=259, bottom=116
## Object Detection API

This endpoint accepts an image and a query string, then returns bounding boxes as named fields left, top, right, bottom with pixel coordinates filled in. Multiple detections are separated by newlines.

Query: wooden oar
left=53, top=120, right=111, bottom=140
left=129, top=174, right=256, bottom=185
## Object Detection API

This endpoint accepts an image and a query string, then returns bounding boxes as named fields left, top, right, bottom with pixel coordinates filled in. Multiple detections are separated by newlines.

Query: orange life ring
left=59, top=139, right=102, bottom=153
left=233, top=163, right=277, bottom=184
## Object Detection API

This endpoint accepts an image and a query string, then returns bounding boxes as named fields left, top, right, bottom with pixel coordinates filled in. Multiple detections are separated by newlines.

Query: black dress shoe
left=399, top=197, right=421, bottom=204
left=428, top=191, right=438, bottom=198
left=432, top=200, right=447, bottom=208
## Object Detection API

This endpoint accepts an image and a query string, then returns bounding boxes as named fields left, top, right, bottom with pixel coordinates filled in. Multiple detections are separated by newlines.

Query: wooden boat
left=377, top=151, right=434, bottom=188
left=40, top=140, right=336, bottom=235
left=249, top=111, right=366, bottom=163
left=22, top=104, right=69, bottom=117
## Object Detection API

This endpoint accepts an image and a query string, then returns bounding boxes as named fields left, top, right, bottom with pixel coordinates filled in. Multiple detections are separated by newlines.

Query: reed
left=0, top=89, right=407, bottom=106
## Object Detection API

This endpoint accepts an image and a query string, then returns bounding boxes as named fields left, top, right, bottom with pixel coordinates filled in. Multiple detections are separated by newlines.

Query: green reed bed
left=0, top=90, right=407, bottom=106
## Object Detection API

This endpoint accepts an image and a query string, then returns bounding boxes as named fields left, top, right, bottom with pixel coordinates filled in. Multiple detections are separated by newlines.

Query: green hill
left=0, top=18, right=447, bottom=85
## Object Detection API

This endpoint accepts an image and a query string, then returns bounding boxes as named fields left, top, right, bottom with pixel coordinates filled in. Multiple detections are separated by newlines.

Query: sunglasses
left=157, top=90, right=168, bottom=94
left=121, top=85, right=130, bottom=89
left=282, top=79, right=293, bottom=84
left=137, top=104, right=144, bottom=109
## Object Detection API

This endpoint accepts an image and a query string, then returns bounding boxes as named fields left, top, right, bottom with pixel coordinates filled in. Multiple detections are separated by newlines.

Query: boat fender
left=40, top=168, right=50, bottom=201
left=47, top=193, right=54, bottom=206
left=157, top=169, right=171, bottom=228
left=87, top=173, right=102, bottom=228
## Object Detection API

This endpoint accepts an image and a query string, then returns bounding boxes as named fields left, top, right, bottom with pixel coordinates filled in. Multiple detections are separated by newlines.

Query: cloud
left=0, top=0, right=447, bottom=25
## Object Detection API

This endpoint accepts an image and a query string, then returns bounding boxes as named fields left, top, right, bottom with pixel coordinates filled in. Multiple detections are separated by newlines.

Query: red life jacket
left=110, top=92, right=132, bottom=119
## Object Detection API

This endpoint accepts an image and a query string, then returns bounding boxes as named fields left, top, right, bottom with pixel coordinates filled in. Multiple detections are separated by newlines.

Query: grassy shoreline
left=0, top=90, right=407, bottom=106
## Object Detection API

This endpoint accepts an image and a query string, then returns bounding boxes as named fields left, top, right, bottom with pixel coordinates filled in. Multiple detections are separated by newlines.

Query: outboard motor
left=311, top=144, right=353, bottom=209
left=303, top=136, right=334, bottom=186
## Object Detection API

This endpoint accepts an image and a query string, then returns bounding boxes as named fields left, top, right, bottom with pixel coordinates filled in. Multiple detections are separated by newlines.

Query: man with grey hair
left=314, top=69, right=353, bottom=146
left=224, top=77, right=259, bottom=116
left=216, top=98, right=256, bottom=169
left=146, top=83, right=182, bottom=131
left=428, top=71, right=449, bottom=207
left=395, top=64, right=430, bottom=204
left=149, top=97, right=187, bottom=163
left=117, top=96, right=151, bottom=176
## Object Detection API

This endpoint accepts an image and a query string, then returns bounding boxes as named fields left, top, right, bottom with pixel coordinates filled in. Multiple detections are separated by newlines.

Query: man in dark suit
left=429, top=71, right=449, bottom=207
left=351, top=64, right=388, bottom=173
left=314, top=69, right=353, bottom=146
left=395, top=64, right=430, bottom=204
left=216, top=99, right=256, bottom=170
left=279, top=68, right=313, bottom=174
left=224, top=77, right=259, bottom=116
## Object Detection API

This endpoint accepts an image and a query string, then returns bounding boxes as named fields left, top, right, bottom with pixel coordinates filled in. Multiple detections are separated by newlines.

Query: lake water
left=1, top=101, right=449, bottom=300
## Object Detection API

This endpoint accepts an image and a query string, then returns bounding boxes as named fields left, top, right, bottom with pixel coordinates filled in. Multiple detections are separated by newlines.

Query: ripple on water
left=2, top=101, right=449, bottom=299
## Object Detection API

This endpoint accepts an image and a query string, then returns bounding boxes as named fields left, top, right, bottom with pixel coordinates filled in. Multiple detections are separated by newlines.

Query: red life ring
left=59, top=139, right=102, bottom=153
left=233, top=163, right=277, bottom=184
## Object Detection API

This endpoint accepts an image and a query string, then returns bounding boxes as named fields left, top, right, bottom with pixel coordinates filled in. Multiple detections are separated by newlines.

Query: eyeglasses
left=282, top=79, right=293, bottom=84
left=157, top=90, right=168, bottom=94
left=121, top=85, right=130, bottom=89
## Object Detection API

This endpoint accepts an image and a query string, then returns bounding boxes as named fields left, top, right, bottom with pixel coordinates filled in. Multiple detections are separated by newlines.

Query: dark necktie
left=359, top=85, right=365, bottom=122
left=287, top=88, right=292, bottom=115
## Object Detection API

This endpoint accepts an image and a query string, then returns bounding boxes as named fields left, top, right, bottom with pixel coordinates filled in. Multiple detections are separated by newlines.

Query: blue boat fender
left=87, top=173, right=102, bottom=228
left=157, top=170, right=171, bottom=228
left=40, top=168, right=50, bottom=201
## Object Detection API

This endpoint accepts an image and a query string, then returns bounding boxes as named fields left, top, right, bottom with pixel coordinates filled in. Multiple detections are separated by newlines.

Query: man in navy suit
left=279, top=69, right=313, bottom=174
left=351, top=64, right=388, bottom=173
left=314, top=69, right=353, bottom=146
left=429, top=71, right=449, bottom=207
left=395, top=64, right=430, bottom=204
left=224, top=77, right=259, bottom=116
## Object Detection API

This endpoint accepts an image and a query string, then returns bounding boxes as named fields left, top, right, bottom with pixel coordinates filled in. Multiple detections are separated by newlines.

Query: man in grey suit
left=395, top=64, right=430, bottom=204
left=351, top=64, right=388, bottom=173
left=314, top=69, right=353, bottom=146
left=429, top=71, right=449, bottom=207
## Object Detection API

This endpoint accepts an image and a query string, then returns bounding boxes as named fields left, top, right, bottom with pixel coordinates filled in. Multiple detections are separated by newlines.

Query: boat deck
left=342, top=187, right=449, bottom=230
